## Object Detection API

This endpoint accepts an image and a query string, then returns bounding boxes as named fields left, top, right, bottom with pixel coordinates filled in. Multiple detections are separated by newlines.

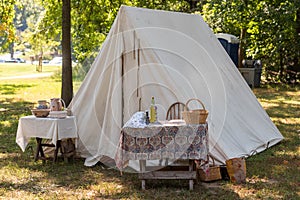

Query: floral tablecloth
left=115, top=121, right=208, bottom=170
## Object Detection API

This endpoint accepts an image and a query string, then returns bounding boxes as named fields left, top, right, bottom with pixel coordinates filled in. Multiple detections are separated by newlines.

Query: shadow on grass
left=0, top=99, right=33, bottom=153
left=0, top=84, right=35, bottom=95
left=0, top=152, right=242, bottom=199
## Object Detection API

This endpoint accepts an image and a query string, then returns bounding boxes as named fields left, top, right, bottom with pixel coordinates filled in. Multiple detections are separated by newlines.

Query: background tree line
left=1, top=0, right=300, bottom=83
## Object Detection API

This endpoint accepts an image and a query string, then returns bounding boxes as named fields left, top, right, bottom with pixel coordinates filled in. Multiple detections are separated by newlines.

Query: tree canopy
left=0, top=0, right=16, bottom=52
left=2, top=0, right=300, bottom=82
left=203, top=0, right=300, bottom=76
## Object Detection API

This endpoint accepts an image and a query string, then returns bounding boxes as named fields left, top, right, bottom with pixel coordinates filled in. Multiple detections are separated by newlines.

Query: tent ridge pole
left=137, top=39, right=141, bottom=111
left=137, top=39, right=140, bottom=99
left=121, top=52, right=124, bottom=126
left=133, top=31, right=136, bottom=60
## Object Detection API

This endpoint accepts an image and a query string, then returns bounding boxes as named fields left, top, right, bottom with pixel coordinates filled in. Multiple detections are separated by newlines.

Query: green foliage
left=0, top=0, right=16, bottom=52
left=202, top=0, right=300, bottom=76
left=71, top=0, right=118, bottom=62
left=247, top=1, right=299, bottom=68
left=13, top=0, right=46, bottom=54
left=70, top=0, right=191, bottom=62
left=32, top=0, right=196, bottom=63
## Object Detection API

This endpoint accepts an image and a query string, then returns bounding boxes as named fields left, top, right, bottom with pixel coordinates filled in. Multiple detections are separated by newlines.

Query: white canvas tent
left=69, top=5, right=284, bottom=167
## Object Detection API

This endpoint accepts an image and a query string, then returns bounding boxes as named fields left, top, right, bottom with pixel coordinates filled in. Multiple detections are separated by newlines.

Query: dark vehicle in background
left=4, top=58, right=26, bottom=63
left=4, top=58, right=18, bottom=63
left=15, top=58, right=26, bottom=63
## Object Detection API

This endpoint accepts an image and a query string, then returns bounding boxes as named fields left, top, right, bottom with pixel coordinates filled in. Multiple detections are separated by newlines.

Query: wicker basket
left=31, top=109, right=50, bottom=118
left=49, top=111, right=68, bottom=119
left=198, top=155, right=222, bottom=182
left=181, top=98, right=208, bottom=124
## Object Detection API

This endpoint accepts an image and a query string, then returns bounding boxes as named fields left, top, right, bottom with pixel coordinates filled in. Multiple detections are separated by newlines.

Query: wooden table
left=116, top=123, right=208, bottom=190
left=16, top=116, right=78, bottom=162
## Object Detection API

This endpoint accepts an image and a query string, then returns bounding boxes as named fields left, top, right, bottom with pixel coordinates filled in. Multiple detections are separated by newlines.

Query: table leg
left=189, top=160, right=194, bottom=190
left=53, top=140, right=61, bottom=162
left=35, top=138, right=46, bottom=161
left=140, top=160, right=146, bottom=190
left=35, top=137, right=56, bottom=162
left=34, top=138, right=41, bottom=161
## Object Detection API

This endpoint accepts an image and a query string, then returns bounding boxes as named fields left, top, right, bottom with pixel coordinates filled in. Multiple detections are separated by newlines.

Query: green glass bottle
left=149, top=96, right=157, bottom=123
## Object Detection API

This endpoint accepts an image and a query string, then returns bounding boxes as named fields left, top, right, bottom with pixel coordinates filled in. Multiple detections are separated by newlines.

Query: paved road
left=0, top=72, right=53, bottom=80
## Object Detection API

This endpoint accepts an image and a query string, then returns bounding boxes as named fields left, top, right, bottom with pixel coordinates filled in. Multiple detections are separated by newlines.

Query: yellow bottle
left=149, top=96, right=157, bottom=123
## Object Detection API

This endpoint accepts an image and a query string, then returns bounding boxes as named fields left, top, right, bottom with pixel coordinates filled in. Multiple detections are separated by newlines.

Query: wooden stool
left=138, top=160, right=197, bottom=190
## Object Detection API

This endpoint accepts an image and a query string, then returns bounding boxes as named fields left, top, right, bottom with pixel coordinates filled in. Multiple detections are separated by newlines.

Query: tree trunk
left=9, top=42, right=14, bottom=59
left=294, top=7, right=300, bottom=71
left=279, top=50, right=284, bottom=80
left=296, top=7, right=300, bottom=35
left=186, top=0, right=205, bottom=11
left=238, top=28, right=246, bottom=68
left=61, top=0, right=73, bottom=107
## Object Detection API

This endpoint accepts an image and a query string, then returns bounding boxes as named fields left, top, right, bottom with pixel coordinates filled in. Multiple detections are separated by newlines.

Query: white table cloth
left=16, top=116, right=78, bottom=152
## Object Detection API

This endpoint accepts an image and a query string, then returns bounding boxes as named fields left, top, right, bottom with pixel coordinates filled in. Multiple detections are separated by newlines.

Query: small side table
left=16, top=116, right=78, bottom=162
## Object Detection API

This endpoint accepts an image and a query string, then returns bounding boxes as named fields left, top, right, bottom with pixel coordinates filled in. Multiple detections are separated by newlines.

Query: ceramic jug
left=50, top=98, right=65, bottom=111
left=37, top=100, right=49, bottom=109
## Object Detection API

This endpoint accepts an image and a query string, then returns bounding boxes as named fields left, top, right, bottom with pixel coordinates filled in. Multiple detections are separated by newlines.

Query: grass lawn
left=0, top=64, right=299, bottom=199
left=0, top=63, right=61, bottom=78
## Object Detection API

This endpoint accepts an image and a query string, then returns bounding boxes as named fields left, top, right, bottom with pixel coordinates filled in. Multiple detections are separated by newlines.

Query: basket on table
left=181, top=98, right=208, bottom=124
left=198, top=155, right=222, bottom=182
left=31, top=109, right=50, bottom=118
left=49, top=110, right=68, bottom=119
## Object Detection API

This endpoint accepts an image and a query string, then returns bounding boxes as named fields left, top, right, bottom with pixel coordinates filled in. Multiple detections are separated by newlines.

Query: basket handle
left=60, top=98, right=66, bottom=110
left=197, top=154, right=215, bottom=168
left=208, top=154, right=216, bottom=166
left=52, top=98, right=66, bottom=110
left=184, top=98, right=206, bottom=111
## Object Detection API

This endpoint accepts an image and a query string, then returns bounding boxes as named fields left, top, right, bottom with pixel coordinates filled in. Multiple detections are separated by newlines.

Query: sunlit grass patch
left=0, top=120, right=11, bottom=127
left=0, top=79, right=61, bottom=103
left=0, top=63, right=61, bottom=78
